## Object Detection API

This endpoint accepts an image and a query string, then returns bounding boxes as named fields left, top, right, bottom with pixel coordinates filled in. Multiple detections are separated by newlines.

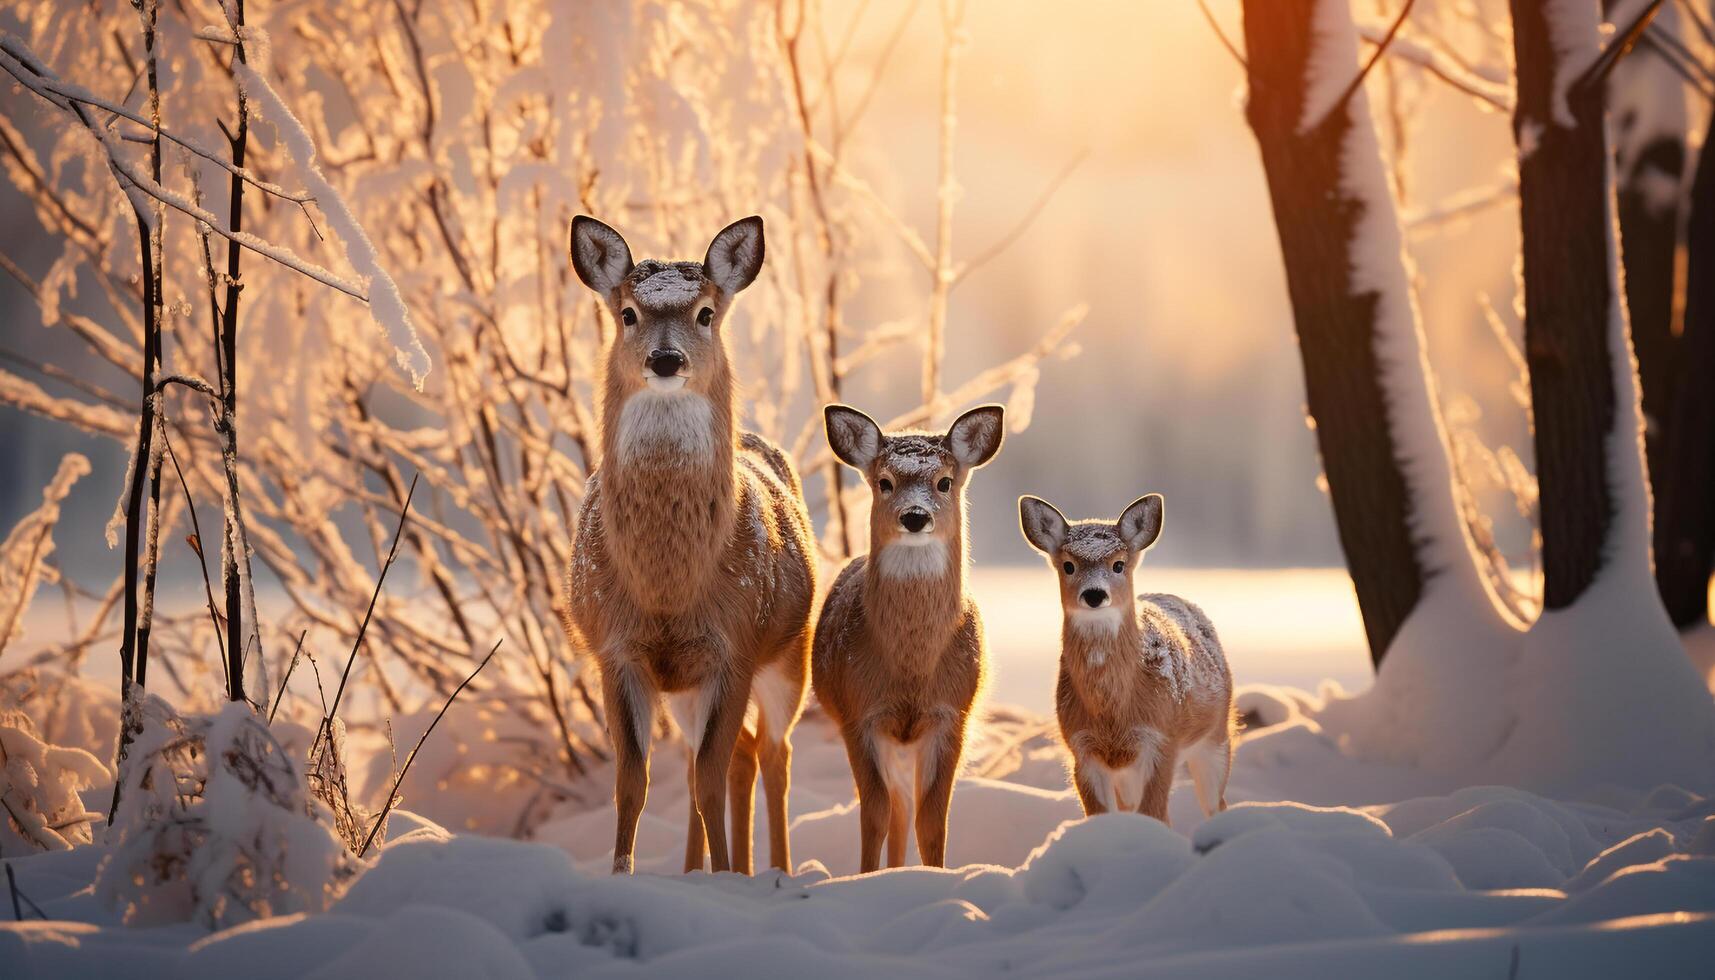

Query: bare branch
left=1196, top=0, right=1248, bottom=69
left=1316, top=0, right=1418, bottom=130
left=955, top=149, right=1087, bottom=282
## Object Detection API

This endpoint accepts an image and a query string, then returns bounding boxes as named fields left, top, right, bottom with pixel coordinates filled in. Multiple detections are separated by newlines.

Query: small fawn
left=564, top=215, right=816, bottom=875
left=813, top=403, right=1005, bottom=872
left=1019, top=494, right=1234, bottom=822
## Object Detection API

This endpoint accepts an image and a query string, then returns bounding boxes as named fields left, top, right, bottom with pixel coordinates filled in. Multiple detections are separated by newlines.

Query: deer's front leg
left=602, top=663, right=655, bottom=875
left=837, top=723, right=891, bottom=873
left=1070, top=756, right=1109, bottom=817
left=693, top=674, right=751, bottom=872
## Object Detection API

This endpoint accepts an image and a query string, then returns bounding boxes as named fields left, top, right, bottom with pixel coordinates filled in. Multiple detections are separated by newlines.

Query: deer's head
left=826, top=404, right=1005, bottom=579
left=1020, top=494, right=1164, bottom=634
left=571, top=215, right=764, bottom=405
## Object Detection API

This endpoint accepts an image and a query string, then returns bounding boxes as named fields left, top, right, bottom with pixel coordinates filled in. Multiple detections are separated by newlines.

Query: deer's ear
left=948, top=404, right=1005, bottom=468
left=1019, top=496, right=1068, bottom=556
left=704, top=216, right=765, bottom=294
left=824, top=404, right=882, bottom=471
left=569, top=216, right=633, bottom=295
left=1118, top=494, right=1164, bottom=552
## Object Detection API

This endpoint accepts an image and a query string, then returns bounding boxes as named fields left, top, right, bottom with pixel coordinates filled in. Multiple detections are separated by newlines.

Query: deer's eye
left=621, top=307, right=637, bottom=327
left=697, top=307, right=714, bottom=327
left=878, top=478, right=894, bottom=494
left=1062, top=561, right=1075, bottom=575
left=937, top=477, right=952, bottom=493
left=1113, top=560, right=1125, bottom=573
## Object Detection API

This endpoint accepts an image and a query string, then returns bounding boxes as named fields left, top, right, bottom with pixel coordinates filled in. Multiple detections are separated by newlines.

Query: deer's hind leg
left=914, top=718, right=966, bottom=868
left=1184, top=736, right=1232, bottom=817
left=728, top=727, right=760, bottom=875
left=754, top=648, right=808, bottom=873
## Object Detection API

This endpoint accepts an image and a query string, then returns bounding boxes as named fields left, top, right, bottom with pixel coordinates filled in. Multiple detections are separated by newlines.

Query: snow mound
left=11, top=774, right=1715, bottom=977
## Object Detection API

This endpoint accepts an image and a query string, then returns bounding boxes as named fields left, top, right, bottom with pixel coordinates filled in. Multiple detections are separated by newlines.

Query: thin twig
left=1575, top=0, right=1665, bottom=92
left=5, top=865, right=44, bottom=920
left=955, top=149, right=1087, bottom=282
left=1638, top=32, right=1715, bottom=101
left=1196, top=0, right=1248, bottom=68
left=357, top=637, right=503, bottom=857
left=268, top=629, right=308, bottom=725
left=161, top=432, right=227, bottom=684
left=1318, top=0, right=1417, bottom=129
left=312, top=473, right=419, bottom=761
left=1680, top=0, right=1715, bottom=47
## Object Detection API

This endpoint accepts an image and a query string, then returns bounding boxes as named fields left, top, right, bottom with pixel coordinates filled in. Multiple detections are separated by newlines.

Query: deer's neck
left=864, top=526, right=967, bottom=658
left=599, top=375, right=738, bottom=612
left=1063, top=611, right=1145, bottom=715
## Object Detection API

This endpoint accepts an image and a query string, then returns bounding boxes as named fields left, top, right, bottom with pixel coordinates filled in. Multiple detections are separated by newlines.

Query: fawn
left=813, top=403, right=1005, bottom=872
left=564, top=215, right=816, bottom=875
left=1019, top=494, right=1234, bottom=822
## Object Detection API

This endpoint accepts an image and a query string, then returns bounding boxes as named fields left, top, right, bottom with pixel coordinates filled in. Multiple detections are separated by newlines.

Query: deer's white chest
left=615, top=389, right=717, bottom=463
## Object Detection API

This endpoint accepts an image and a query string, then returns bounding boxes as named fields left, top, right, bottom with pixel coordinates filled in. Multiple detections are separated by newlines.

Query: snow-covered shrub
left=0, top=668, right=119, bottom=766
left=0, top=708, right=108, bottom=855
left=0, top=453, right=88, bottom=658
left=96, top=697, right=360, bottom=928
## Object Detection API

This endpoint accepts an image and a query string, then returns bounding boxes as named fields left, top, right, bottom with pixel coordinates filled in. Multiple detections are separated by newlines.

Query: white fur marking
left=875, top=735, right=916, bottom=806
left=1078, top=729, right=1163, bottom=812
left=750, top=660, right=800, bottom=743
left=876, top=537, right=950, bottom=579
left=1184, top=738, right=1230, bottom=817
left=644, top=373, right=689, bottom=392
left=616, top=388, right=716, bottom=462
left=619, top=672, right=656, bottom=757
left=1070, top=606, right=1124, bottom=637
left=666, top=686, right=716, bottom=757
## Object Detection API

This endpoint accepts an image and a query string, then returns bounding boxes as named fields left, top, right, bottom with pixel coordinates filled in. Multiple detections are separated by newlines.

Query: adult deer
left=565, top=215, right=815, bottom=875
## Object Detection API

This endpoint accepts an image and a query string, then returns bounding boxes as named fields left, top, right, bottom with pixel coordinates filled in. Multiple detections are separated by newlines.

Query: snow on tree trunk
left=1492, top=0, right=1715, bottom=794
left=1603, top=0, right=1686, bottom=501
left=1241, top=0, right=1522, bottom=769
left=1654, top=104, right=1715, bottom=630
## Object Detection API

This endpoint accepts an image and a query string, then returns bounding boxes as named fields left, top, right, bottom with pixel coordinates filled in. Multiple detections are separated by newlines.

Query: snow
left=232, top=56, right=432, bottom=390
left=6, top=671, right=1715, bottom=979
left=629, top=263, right=706, bottom=309
left=1544, top=0, right=1602, bottom=130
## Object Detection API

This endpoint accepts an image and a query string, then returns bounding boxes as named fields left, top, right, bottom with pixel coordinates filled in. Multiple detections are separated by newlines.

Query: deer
left=563, top=215, right=816, bottom=876
left=1018, top=494, right=1235, bottom=823
left=812, top=403, right=1005, bottom=872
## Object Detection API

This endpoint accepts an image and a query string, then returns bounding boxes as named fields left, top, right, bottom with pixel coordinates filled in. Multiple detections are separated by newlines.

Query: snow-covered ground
left=4, top=569, right=1713, bottom=977
left=6, top=692, right=1715, bottom=976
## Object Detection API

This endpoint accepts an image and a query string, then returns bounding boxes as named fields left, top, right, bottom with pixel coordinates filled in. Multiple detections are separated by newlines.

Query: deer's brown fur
left=1020, top=495, right=1235, bottom=822
left=564, top=216, right=815, bottom=875
left=813, top=404, right=1004, bottom=871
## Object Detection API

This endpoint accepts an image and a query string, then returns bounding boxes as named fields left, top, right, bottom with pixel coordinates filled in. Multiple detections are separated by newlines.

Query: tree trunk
left=1241, top=0, right=1426, bottom=664
left=1508, top=0, right=1622, bottom=611
left=1655, top=133, right=1715, bottom=627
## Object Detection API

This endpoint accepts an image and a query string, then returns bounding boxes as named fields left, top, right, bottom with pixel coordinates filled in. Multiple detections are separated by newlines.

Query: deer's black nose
left=899, top=509, right=930, bottom=533
left=1080, top=588, right=1108, bottom=608
left=647, top=349, right=686, bottom=377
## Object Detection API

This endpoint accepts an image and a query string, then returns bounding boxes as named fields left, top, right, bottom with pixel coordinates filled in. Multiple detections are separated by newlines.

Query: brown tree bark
left=1654, top=133, right=1715, bottom=627
left=1241, top=0, right=1426, bottom=665
left=1508, top=0, right=1623, bottom=611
